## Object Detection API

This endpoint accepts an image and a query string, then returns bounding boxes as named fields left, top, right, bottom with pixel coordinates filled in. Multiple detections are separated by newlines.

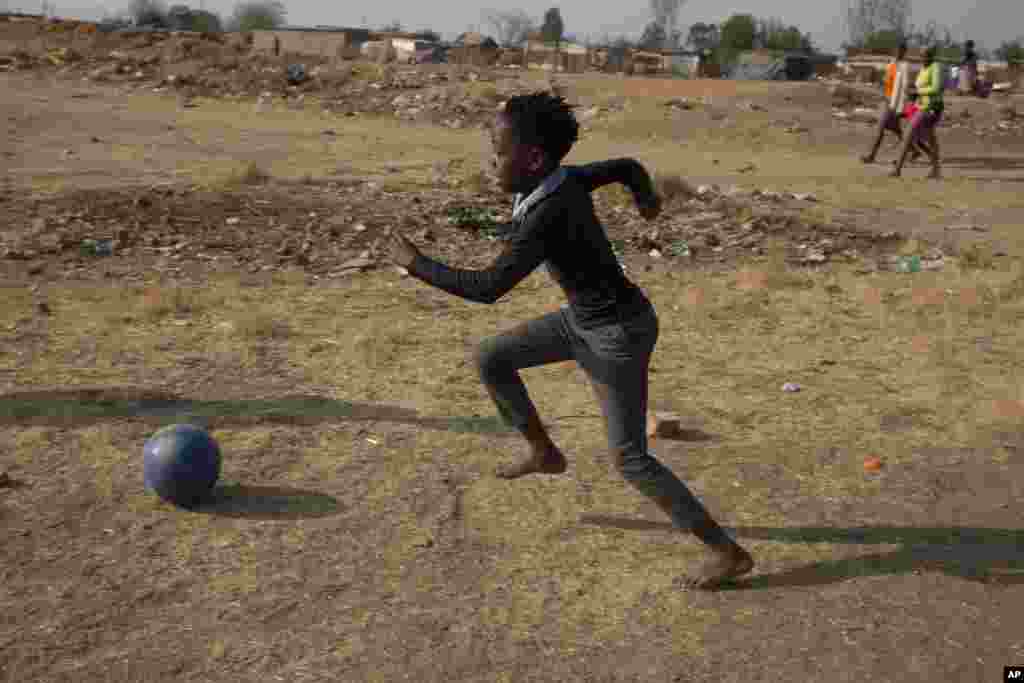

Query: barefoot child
left=384, top=91, right=754, bottom=589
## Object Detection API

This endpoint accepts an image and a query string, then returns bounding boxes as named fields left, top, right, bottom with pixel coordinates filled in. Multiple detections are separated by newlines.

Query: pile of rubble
left=1, top=174, right=919, bottom=285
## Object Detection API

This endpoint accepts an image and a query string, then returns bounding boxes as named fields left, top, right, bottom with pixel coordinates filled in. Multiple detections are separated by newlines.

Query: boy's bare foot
left=860, top=155, right=875, bottom=164
left=889, top=168, right=902, bottom=177
left=682, top=543, right=755, bottom=590
left=496, top=449, right=567, bottom=479
left=927, top=167, right=942, bottom=179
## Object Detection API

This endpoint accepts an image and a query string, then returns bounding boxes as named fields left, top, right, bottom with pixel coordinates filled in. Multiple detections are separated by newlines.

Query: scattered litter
left=80, top=238, right=113, bottom=256
left=667, top=241, right=691, bottom=258
left=782, top=382, right=802, bottom=393
left=895, top=255, right=922, bottom=273
left=286, top=64, right=307, bottom=85
left=863, top=456, right=884, bottom=472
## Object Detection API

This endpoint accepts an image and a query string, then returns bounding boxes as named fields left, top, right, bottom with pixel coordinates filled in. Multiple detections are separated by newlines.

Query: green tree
left=717, top=13, right=756, bottom=64
left=227, top=0, right=286, bottom=31
left=757, top=17, right=812, bottom=52
left=540, top=7, right=564, bottom=46
left=996, top=39, right=1024, bottom=65
left=191, top=9, right=222, bottom=32
left=860, top=28, right=904, bottom=51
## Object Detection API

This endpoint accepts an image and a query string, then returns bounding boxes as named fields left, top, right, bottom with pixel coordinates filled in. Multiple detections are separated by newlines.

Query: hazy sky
left=11, top=0, right=1024, bottom=52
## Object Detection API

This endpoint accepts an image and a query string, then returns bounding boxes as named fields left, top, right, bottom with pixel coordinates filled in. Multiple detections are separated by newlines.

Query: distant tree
left=166, top=5, right=222, bottom=31
left=539, top=7, right=564, bottom=68
left=717, top=13, right=756, bottom=63
left=166, top=3, right=193, bottom=30
left=191, top=9, right=222, bottom=32
left=483, top=9, right=535, bottom=47
left=647, top=0, right=686, bottom=49
left=756, top=17, right=812, bottom=52
left=415, top=29, right=441, bottom=43
left=996, top=39, right=1024, bottom=65
left=128, top=0, right=168, bottom=27
left=227, top=0, right=285, bottom=31
left=843, top=0, right=911, bottom=48
left=540, top=7, right=564, bottom=46
left=686, top=22, right=719, bottom=52
left=858, top=28, right=904, bottom=51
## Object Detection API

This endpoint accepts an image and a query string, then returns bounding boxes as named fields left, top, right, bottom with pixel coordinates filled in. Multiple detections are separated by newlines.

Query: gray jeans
left=474, top=304, right=718, bottom=533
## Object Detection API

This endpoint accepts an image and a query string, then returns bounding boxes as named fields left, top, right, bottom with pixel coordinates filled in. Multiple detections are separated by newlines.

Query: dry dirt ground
left=3, top=57, right=1024, bottom=683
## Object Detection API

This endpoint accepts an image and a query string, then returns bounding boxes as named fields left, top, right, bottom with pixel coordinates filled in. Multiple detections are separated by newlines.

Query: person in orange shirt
left=861, top=43, right=911, bottom=164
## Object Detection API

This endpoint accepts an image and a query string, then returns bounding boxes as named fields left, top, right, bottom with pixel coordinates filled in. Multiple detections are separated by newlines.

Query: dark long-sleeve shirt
left=408, top=158, right=657, bottom=328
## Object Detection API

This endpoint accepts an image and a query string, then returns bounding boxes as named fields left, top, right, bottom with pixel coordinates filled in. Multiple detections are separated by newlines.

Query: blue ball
left=143, top=424, right=221, bottom=507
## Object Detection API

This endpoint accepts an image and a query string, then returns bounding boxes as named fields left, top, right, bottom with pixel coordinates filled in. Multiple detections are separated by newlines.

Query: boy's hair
left=502, top=91, right=580, bottom=166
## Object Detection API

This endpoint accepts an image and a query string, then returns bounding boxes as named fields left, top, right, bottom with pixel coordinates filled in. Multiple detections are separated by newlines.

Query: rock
left=335, top=256, right=375, bottom=272
left=663, top=97, right=694, bottom=110
left=803, top=250, right=828, bottom=263
left=647, top=412, right=684, bottom=439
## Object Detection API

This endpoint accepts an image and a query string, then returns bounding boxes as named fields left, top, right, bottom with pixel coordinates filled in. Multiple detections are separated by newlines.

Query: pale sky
left=8, top=0, right=1024, bottom=52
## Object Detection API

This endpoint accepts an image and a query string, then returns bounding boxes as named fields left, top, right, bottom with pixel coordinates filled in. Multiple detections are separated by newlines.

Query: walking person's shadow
left=578, top=515, right=1024, bottom=588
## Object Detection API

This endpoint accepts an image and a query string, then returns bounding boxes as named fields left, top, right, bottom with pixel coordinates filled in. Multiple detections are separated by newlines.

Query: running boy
left=384, top=91, right=754, bottom=589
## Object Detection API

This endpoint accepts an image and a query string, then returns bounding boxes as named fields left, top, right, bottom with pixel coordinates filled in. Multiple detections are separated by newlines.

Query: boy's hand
left=383, top=229, right=420, bottom=269
left=637, top=194, right=662, bottom=221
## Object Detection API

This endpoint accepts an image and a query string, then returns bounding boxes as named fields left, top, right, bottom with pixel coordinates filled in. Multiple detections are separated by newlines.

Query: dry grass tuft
left=221, top=161, right=270, bottom=187
left=653, top=172, right=695, bottom=204
left=138, top=286, right=203, bottom=319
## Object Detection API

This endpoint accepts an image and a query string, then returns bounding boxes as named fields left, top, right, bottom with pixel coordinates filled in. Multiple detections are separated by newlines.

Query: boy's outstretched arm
left=571, top=158, right=661, bottom=219
left=384, top=200, right=557, bottom=304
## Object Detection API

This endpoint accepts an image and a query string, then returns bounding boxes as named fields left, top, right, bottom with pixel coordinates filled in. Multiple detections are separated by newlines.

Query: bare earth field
left=3, top=48, right=1024, bottom=683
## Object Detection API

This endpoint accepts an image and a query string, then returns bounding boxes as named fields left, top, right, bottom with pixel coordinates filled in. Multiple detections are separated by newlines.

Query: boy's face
left=490, top=113, right=547, bottom=194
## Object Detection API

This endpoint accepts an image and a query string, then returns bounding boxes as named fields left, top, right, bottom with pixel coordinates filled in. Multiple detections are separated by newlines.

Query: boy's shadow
left=0, top=387, right=513, bottom=435
left=577, top=515, right=1024, bottom=588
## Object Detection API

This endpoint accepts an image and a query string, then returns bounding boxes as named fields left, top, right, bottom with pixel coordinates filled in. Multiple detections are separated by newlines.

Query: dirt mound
left=1, top=174, right=913, bottom=287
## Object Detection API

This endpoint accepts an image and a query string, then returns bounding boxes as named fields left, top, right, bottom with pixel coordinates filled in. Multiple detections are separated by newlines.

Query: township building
left=250, top=26, right=425, bottom=61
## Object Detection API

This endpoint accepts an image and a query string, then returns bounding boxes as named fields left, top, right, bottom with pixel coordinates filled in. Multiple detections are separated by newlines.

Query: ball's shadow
left=193, top=483, right=342, bottom=520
